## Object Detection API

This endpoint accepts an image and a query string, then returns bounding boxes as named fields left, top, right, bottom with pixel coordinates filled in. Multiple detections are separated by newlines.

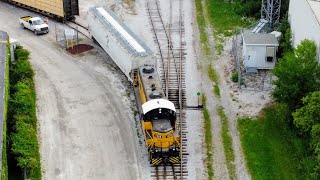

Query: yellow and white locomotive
left=134, top=65, right=181, bottom=165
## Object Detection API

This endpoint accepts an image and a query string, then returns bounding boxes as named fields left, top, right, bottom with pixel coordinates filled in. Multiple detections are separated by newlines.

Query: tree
left=293, top=91, right=320, bottom=134
left=272, top=40, right=320, bottom=110
left=293, top=91, right=320, bottom=178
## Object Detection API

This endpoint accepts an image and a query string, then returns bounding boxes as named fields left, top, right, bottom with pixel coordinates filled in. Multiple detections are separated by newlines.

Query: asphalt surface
left=0, top=2, right=147, bottom=180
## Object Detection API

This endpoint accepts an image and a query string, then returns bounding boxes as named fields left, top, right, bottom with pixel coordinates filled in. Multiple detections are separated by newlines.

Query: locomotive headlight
left=155, top=134, right=162, bottom=138
left=166, top=133, right=173, bottom=138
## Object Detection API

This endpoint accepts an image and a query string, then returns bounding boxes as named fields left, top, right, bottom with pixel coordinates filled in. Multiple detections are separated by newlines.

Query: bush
left=8, top=46, right=41, bottom=179
left=2, top=37, right=10, bottom=180
left=272, top=40, right=320, bottom=111
left=231, top=71, right=238, bottom=82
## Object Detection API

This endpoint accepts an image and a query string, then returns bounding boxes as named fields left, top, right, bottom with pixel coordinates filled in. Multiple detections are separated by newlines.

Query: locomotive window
left=154, top=134, right=162, bottom=138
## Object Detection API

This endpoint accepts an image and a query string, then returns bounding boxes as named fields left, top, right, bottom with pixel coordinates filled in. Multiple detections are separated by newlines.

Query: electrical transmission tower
left=261, top=0, right=281, bottom=30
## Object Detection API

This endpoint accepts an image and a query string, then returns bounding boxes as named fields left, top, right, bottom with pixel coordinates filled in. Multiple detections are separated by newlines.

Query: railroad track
left=147, top=0, right=187, bottom=179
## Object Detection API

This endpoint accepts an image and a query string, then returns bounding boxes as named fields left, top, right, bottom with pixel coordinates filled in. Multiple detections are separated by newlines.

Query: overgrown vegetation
left=195, top=0, right=210, bottom=55
left=240, top=39, right=320, bottom=179
left=293, top=92, right=320, bottom=178
left=8, top=46, right=41, bottom=179
left=213, top=84, right=220, bottom=97
left=272, top=40, right=320, bottom=111
left=208, top=66, right=219, bottom=84
left=2, top=38, right=10, bottom=180
left=218, top=107, right=235, bottom=179
left=205, top=0, right=252, bottom=36
left=239, top=104, right=315, bottom=179
left=203, top=95, right=214, bottom=180
left=231, top=71, right=238, bottom=83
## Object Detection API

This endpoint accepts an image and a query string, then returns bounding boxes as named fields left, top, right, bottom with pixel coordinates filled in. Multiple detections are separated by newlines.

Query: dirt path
left=0, top=2, right=148, bottom=179
left=195, top=0, right=251, bottom=179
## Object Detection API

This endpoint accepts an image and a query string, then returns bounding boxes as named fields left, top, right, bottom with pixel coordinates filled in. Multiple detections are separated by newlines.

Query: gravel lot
left=0, top=2, right=148, bottom=180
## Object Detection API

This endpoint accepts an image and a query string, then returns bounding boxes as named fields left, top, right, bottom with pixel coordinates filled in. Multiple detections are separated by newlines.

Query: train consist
left=88, top=7, right=181, bottom=165
left=1, top=0, right=79, bottom=20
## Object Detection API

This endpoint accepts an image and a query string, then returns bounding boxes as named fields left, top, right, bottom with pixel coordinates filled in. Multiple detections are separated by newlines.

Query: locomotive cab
left=142, top=99, right=181, bottom=165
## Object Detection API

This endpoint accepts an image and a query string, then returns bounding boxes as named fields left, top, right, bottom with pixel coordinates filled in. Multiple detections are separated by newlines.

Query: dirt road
left=0, top=2, right=148, bottom=180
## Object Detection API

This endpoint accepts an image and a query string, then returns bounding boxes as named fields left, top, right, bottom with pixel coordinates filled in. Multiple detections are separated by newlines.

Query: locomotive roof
left=142, top=99, right=176, bottom=114
left=139, top=65, right=165, bottom=102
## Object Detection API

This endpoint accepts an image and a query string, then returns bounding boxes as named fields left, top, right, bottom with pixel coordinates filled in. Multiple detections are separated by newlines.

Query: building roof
left=242, top=33, right=279, bottom=46
left=89, top=7, right=153, bottom=57
left=142, top=99, right=176, bottom=114
left=308, top=0, right=320, bottom=26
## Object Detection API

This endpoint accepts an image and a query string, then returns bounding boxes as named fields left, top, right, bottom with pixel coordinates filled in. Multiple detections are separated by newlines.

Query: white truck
left=19, top=16, right=49, bottom=35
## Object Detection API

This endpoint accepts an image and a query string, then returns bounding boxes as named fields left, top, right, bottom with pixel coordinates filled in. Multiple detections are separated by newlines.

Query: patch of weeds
left=218, top=106, right=235, bottom=179
left=208, top=66, right=219, bottom=84
left=195, top=0, right=210, bottom=55
left=231, top=71, right=238, bottom=82
left=203, top=95, right=214, bottom=180
left=238, top=104, right=315, bottom=179
left=213, top=84, right=220, bottom=97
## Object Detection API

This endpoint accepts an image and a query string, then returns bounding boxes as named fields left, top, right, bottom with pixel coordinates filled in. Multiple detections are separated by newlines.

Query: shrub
left=231, top=71, right=238, bottom=82
left=8, top=45, right=41, bottom=179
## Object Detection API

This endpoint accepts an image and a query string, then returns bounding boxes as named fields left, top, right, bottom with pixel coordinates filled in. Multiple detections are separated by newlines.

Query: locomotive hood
left=142, top=99, right=176, bottom=114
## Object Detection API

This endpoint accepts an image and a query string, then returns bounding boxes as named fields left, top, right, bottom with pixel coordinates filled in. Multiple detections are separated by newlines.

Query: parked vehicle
left=19, top=16, right=49, bottom=35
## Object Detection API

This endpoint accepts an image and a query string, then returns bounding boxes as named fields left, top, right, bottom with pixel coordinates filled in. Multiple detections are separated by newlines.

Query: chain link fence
left=54, top=23, right=79, bottom=49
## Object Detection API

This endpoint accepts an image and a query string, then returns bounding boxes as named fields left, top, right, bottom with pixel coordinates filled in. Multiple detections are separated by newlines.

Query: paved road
left=0, top=2, right=147, bottom=180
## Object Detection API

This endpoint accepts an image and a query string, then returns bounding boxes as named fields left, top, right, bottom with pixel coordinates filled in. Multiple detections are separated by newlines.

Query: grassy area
left=204, top=0, right=253, bottom=55
left=195, top=0, right=210, bottom=55
left=203, top=95, right=214, bottom=180
left=238, top=104, right=315, bottom=179
left=205, top=0, right=251, bottom=36
left=218, top=107, right=236, bottom=179
left=1, top=38, right=10, bottom=180
left=213, top=84, right=220, bottom=97
left=208, top=66, right=219, bottom=84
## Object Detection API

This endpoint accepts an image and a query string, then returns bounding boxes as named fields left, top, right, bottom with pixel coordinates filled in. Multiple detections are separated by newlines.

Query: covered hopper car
left=1, top=0, right=79, bottom=21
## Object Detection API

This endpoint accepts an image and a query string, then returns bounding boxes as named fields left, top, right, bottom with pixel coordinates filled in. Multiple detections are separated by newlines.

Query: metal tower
left=261, top=0, right=281, bottom=29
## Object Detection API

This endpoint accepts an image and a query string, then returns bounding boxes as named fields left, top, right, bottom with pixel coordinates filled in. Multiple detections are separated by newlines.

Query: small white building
left=242, top=32, right=279, bottom=72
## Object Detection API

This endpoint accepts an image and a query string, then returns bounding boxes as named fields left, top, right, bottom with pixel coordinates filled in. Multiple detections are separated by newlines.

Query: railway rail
left=147, top=0, right=187, bottom=179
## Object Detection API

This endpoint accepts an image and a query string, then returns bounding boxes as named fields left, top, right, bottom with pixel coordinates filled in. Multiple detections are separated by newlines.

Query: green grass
left=195, top=0, right=210, bottom=55
left=208, top=66, right=219, bottom=84
left=238, top=104, right=316, bottom=180
left=1, top=38, right=10, bottom=180
left=203, top=95, right=214, bottom=180
left=218, top=107, right=236, bottom=179
left=206, top=0, right=251, bottom=36
left=213, top=84, right=220, bottom=97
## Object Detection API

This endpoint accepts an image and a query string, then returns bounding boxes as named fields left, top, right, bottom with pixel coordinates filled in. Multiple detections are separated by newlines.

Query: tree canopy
left=293, top=91, right=320, bottom=178
left=272, top=40, right=320, bottom=110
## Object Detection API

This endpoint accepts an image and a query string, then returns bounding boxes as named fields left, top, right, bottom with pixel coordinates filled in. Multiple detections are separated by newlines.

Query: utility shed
left=88, top=7, right=156, bottom=82
left=242, top=32, right=279, bottom=72
left=289, top=0, right=320, bottom=60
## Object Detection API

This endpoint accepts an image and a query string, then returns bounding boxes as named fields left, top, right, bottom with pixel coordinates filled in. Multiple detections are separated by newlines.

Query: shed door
left=247, top=51, right=256, bottom=67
